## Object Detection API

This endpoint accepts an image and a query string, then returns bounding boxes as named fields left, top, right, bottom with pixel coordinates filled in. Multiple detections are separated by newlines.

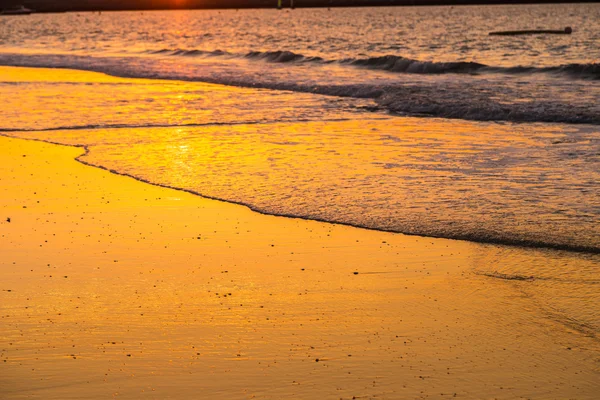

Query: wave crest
left=150, top=48, right=229, bottom=57
left=150, top=48, right=600, bottom=79
left=345, top=55, right=487, bottom=74
left=1, top=52, right=598, bottom=125
left=244, top=50, right=324, bottom=64
left=497, top=63, right=600, bottom=79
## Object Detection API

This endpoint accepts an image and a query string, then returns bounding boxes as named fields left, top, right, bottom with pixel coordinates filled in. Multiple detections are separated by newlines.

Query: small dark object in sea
left=489, top=27, right=572, bottom=36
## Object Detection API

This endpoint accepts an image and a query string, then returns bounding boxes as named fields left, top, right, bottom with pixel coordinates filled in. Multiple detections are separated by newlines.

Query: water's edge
left=2, top=131, right=598, bottom=255
left=1, top=55, right=599, bottom=125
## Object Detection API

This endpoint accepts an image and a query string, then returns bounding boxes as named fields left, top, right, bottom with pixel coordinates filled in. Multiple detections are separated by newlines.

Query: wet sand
left=1, top=135, right=599, bottom=399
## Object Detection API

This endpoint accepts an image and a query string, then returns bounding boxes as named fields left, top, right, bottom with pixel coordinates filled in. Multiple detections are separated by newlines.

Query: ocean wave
left=344, top=55, right=487, bottom=74
left=0, top=52, right=598, bottom=125
left=244, top=50, right=326, bottom=64
left=496, top=63, right=600, bottom=79
left=149, top=48, right=230, bottom=57
left=375, top=87, right=600, bottom=124
left=148, top=47, right=600, bottom=79
left=347, top=56, right=599, bottom=79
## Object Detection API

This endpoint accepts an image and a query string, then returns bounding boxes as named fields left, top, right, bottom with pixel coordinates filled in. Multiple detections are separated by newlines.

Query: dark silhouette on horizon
left=1, top=0, right=598, bottom=13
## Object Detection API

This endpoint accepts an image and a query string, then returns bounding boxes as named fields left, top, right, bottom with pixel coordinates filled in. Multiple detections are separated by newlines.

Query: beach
left=1, top=4, right=599, bottom=398
left=2, top=66, right=599, bottom=399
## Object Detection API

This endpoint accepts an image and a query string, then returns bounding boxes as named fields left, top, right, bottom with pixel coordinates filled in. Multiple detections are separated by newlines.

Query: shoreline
left=1, top=133, right=599, bottom=398
left=0, top=64, right=597, bottom=255
left=6, top=132, right=596, bottom=256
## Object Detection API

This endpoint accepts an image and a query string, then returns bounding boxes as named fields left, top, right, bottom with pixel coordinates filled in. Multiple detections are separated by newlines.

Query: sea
left=1, top=4, right=599, bottom=333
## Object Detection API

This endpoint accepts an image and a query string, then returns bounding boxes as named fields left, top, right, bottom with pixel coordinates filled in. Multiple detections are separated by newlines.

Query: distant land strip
left=4, top=0, right=599, bottom=13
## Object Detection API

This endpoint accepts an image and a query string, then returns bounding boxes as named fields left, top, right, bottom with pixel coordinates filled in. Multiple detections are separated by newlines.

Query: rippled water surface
left=1, top=4, right=598, bottom=65
left=0, top=4, right=599, bottom=124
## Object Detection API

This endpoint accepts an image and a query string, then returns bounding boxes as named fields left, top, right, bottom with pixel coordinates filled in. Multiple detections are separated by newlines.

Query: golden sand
left=1, top=134, right=598, bottom=399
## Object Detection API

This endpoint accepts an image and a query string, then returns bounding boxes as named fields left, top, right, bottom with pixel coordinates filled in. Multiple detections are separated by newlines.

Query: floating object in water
left=0, top=5, right=34, bottom=15
left=489, top=27, right=572, bottom=36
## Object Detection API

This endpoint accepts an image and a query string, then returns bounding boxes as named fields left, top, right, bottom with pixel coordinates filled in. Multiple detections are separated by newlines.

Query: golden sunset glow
left=1, top=2, right=599, bottom=399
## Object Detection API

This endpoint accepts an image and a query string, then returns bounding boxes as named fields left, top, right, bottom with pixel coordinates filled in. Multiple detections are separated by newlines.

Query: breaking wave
left=147, top=48, right=600, bottom=80
left=500, top=63, right=600, bottom=79
left=0, top=52, right=599, bottom=125
left=344, top=55, right=487, bottom=74
left=245, top=50, right=326, bottom=64
left=150, top=48, right=231, bottom=57
left=348, top=56, right=599, bottom=79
